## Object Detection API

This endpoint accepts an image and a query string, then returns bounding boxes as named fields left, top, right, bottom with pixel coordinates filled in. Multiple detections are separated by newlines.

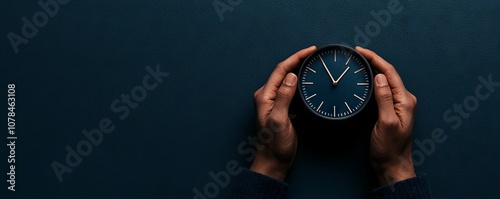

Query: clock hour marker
left=297, top=45, right=374, bottom=120
left=305, top=93, right=317, bottom=101
left=345, top=54, right=352, bottom=65
left=306, top=66, right=316, bottom=73
left=354, top=94, right=365, bottom=101
left=354, top=67, right=365, bottom=74
left=317, top=101, right=324, bottom=111
left=344, top=102, right=352, bottom=113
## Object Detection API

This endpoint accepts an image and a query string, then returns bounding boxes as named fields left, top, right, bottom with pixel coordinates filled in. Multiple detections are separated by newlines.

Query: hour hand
left=319, top=55, right=336, bottom=84
left=334, top=66, right=350, bottom=86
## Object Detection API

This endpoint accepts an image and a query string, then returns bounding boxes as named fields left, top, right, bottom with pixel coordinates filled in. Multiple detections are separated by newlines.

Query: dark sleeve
left=369, top=174, right=433, bottom=199
left=229, top=167, right=288, bottom=199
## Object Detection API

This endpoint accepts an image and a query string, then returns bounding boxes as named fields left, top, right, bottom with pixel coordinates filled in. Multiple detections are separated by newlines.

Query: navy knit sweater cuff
left=229, top=167, right=288, bottom=199
left=369, top=173, right=433, bottom=199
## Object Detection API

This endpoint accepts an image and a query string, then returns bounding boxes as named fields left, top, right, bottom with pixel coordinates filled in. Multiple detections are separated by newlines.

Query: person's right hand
left=356, top=46, right=418, bottom=185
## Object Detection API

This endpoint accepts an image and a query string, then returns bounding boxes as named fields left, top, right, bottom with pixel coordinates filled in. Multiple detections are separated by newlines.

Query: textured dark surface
left=1, top=1, right=499, bottom=198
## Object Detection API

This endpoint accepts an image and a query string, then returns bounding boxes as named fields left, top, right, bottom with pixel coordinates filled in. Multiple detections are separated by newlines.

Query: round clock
left=297, top=44, right=374, bottom=120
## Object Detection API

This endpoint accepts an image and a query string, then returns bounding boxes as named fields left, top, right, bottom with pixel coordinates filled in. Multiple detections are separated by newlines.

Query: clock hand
left=319, top=55, right=336, bottom=84
left=334, top=66, right=350, bottom=86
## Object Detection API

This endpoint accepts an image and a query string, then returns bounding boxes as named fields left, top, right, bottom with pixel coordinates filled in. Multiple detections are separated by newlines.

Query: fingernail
left=375, top=74, right=388, bottom=87
left=356, top=46, right=365, bottom=50
left=284, top=73, right=297, bottom=86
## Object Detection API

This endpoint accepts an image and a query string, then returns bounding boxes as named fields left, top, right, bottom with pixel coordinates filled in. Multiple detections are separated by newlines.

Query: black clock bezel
left=297, top=44, right=374, bottom=121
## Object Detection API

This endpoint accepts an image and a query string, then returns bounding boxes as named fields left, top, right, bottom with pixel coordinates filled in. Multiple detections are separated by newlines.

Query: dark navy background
left=1, top=1, right=499, bottom=198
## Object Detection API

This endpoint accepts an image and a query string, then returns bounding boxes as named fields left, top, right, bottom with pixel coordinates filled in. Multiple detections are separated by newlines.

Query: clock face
left=297, top=44, right=374, bottom=120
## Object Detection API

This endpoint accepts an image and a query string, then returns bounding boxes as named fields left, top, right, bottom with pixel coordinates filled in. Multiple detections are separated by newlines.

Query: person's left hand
left=250, top=46, right=317, bottom=181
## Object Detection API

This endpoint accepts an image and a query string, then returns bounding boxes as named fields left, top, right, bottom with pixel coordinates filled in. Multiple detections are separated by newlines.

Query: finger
left=268, top=73, right=297, bottom=132
left=262, top=46, right=316, bottom=95
left=273, top=73, right=297, bottom=115
left=253, top=86, right=269, bottom=126
left=355, top=46, right=408, bottom=97
left=373, top=74, right=398, bottom=122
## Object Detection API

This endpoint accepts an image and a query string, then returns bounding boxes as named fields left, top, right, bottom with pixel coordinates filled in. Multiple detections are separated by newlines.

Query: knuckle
left=275, top=62, right=287, bottom=73
left=410, top=93, right=418, bottom=105
left=402, top=94, right=417, bottom=110
left=267, top=113, right=288, bottom=132
left=253, top=90, right=260, bottom=100
left=378, top=91, right=393, bottom=102
left=379, top=115, right=400, bottom=129
left=277, top=87, right=292, bottom=100
left=253, top=88, right=265, bottom=104
left=277, top=58, right=291, bottom=68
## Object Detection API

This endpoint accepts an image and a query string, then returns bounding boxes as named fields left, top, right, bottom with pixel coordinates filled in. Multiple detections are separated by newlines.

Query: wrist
left=250, top=154, right=290, bottom=181
left=375, top=167, right=416, bottom=185
left=373, top=158, right=416, bottom=185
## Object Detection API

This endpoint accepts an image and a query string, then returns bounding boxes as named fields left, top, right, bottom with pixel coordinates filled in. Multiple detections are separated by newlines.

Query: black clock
left=297, top=44, right=374, bottom=120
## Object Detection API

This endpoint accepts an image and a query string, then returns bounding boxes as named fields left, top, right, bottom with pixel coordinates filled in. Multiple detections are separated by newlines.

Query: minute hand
left=319, top=55, right=336, bottom=84
left=334, top=67, right=350, bottom=86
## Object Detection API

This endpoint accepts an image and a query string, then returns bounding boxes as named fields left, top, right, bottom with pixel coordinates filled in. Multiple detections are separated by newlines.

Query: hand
left=356, top=46, right=418, bottom=185
left=250, top=46, right=317, bottom=181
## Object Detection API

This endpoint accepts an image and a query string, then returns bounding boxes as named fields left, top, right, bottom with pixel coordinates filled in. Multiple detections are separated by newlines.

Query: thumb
left=374, top=74, right=397, bottom=120
left=273, top=73, right=297, bottom=116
